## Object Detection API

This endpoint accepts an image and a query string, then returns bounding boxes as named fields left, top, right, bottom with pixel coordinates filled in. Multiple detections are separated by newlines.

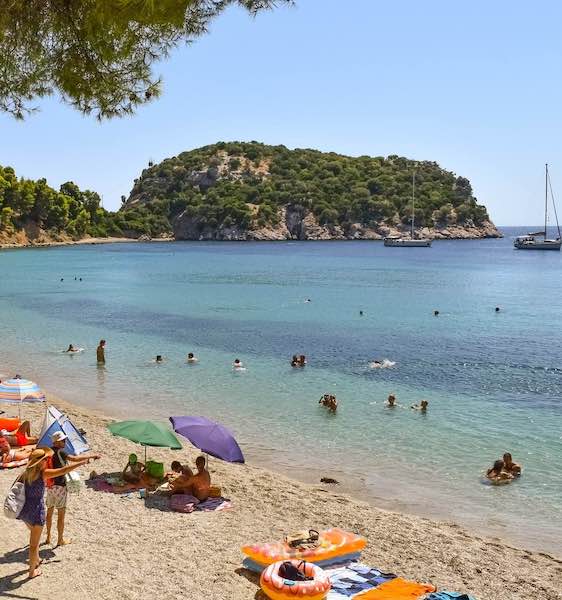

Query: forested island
left=0, top=142, right=500, bottom=246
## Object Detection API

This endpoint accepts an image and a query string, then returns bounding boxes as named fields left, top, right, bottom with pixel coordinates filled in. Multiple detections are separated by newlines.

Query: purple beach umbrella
left=169, top=416, right=245, bottom=463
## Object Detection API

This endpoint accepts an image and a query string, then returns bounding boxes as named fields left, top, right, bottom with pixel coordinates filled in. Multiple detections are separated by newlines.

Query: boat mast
left=411, top=170, right=415, bottom=239
left=545, top=163, right=548, bottom=238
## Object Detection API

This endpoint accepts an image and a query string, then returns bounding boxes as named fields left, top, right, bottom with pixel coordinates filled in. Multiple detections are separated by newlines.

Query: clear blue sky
left=2, top=0, right=562, bottom=225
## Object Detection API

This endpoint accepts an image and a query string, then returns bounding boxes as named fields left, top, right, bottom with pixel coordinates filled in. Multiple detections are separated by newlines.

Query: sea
left=1, top=227, right=561, bottom=554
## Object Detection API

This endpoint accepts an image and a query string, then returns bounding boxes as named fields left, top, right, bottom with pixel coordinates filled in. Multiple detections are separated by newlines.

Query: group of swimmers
left=319, top=394, right=338, bottom=413
left=291, top=355, right=307, bottom=367
left=486, top=453, right=521, bottom=484
left=386, top=394, right=429, bottom=412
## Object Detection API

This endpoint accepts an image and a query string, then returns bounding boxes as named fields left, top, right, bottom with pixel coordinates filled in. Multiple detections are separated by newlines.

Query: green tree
left=0, top=1, right=292, bottom=120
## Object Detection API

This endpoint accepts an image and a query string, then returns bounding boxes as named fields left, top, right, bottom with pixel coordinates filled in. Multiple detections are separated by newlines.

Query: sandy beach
left=1, top=397, right=561, bottom=600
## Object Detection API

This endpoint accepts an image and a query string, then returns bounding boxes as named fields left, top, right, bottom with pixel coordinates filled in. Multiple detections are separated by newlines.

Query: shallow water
left=1, top=229, right=561, bottom=553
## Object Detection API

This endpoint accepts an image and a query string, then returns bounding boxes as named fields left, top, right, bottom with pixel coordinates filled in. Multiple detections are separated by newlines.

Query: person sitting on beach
left=165, top=460, right=193, bottom=481
left=411, top=399, right=429, bottom=413
left=169, top=456, right=210, bottom=501
left=122, top=453, right=145, bottom=484
left=0, top=420, right=39, bottom=447
left=386, top=394, right=397, bottom=407
left=486, top=459, right=514, bottom=484
left=186, top=352, right=198, bottom=363
left=502, top=452, right=521, bottom=476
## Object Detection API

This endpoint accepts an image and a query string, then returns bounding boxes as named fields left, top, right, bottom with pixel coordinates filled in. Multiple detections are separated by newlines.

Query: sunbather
left=0, top=420, right=38, bottom=446
left=122, top=453, right=145, bottom=483
left=165, top=460, right=193, bottom=481
left=1, top=439, right=33, bottom=465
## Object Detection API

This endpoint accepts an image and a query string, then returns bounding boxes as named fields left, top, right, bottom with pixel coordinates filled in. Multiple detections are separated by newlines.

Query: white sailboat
left=514, top=164, right=561, bottom=250
left=384, top=171, right=432, bottom=247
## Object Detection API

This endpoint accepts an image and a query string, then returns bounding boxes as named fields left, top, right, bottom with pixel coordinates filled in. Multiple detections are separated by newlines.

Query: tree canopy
left=0, top=1, right=291, bottom=119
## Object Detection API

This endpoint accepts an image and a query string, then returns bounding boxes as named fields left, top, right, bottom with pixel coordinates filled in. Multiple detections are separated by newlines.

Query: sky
left=2, top=0, right=562, bottom=225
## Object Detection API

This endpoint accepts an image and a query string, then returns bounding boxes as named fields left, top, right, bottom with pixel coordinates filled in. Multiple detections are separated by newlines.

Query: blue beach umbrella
left=0, top=377, right=46, bottom=418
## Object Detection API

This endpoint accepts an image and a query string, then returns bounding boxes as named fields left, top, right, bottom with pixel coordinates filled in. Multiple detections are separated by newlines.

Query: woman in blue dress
left=17, top=447, right=91, bottom=578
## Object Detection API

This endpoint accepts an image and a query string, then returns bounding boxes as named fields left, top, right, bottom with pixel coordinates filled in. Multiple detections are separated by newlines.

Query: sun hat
left=26, top=447, right=54, bottom=470
left=51, top=431, right=68, bottom=443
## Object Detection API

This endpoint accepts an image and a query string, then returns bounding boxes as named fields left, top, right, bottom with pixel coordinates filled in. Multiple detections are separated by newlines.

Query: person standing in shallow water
left=96, top=339, right=106, bottom=364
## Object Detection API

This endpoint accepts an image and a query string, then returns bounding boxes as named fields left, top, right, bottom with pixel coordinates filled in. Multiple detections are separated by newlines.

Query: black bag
left=278, top=560, right=312, bottom=582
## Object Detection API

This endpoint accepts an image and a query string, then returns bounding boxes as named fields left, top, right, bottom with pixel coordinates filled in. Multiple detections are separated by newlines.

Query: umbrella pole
left=144, top=445, right=147, bottom=464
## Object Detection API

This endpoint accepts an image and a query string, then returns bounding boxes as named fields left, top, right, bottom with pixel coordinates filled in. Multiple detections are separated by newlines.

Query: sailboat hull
left=384, top=238, right=432, bottom=247
left=514, top=238, right=561, bottom=250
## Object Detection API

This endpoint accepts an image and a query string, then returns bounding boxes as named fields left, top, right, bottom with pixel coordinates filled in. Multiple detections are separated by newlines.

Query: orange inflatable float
left=0, top=418, right=20, bottom=432
left=242, top=528, right=366, bottom=568
left=260, top=560, right=331, bottom=600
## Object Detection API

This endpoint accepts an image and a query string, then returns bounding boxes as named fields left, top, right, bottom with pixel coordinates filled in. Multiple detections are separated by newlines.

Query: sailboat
left=384, top=171, right=432, bottom=247
left=514, top=164, right=561, bottom=250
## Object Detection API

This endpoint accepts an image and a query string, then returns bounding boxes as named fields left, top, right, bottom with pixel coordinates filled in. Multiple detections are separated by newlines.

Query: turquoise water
left=1, top=231, right=561, bottom=553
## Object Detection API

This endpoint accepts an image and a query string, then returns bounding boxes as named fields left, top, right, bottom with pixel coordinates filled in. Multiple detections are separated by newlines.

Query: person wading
left=45, top=432, right=100, bottom=547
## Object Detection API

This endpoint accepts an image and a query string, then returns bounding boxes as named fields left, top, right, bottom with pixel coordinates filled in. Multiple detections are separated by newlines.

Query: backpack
left=3, top=475, right=25, bottom=519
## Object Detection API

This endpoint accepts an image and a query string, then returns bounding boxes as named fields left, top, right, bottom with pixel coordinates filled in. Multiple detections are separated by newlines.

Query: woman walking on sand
left=17, top=448, right=91, bottom=578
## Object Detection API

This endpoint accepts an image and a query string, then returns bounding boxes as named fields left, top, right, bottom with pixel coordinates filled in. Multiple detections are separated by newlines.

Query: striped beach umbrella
left=0, top=378, right=46, bottom=418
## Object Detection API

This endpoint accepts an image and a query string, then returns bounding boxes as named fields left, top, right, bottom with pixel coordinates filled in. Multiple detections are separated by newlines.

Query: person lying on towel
left=0, top=436, right=33, bottom=465
left=0, top=421, right=39, bottom=447
left=170, top=456, right=210, bottom=501
left=122, top=453, right=145, bottom=484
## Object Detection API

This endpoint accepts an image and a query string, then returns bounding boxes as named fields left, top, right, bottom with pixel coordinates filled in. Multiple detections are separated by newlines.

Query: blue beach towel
left=427, top=593, right=477, bottom=600
left=327, top=563, right=397, bottom=599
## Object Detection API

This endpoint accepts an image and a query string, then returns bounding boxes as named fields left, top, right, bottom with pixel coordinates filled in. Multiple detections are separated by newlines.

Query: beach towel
left=195, top=497, right=232, bottom=512
left=427, top=593, right=476, bottom=600
left=170, top=494, right=200, bottom=513
left=0, top=458, right=28, bottom=469
left=327, top=564, right=397, bottom=599
left=354, top=578, right=436, bottom=599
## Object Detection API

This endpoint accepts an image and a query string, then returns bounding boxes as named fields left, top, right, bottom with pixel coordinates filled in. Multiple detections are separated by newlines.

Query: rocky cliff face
left=173, top=204, right=501, bottom=241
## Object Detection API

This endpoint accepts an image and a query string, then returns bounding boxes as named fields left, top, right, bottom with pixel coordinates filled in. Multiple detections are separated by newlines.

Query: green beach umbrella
left=107, top=420, right=182, bottom=462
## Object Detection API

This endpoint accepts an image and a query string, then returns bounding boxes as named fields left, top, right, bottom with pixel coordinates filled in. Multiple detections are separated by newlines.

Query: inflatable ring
left=260, top=560, right=331, bottom=600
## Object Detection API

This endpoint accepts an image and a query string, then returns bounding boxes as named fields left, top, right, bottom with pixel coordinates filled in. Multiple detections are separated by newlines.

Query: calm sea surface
left=1, top=228, right=561, bottom=553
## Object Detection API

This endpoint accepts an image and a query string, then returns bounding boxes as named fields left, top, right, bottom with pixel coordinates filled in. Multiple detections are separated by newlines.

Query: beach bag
left=4, top=475, right=25, bottom=519
left=278, top=561, right=312, bottom=582
left=285, top=529, right=320, bottom=549
left=58, top=450, right=81, bottom=494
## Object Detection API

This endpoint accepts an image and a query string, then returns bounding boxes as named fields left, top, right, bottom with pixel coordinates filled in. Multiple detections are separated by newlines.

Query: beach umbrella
left=170, top=415, right=245, bottom=463
left=107, top=420, right=182, bottom=462
left=0, top=378, right=46, bottom=418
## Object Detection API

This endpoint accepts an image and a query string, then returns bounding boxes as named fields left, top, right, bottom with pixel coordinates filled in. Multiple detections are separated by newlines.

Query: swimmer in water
left=186, top=352, right=198, bottom=363
left=305, top=298, right=311, bottom=303
left=486, top=459, right=513, bottom=484
left=411, top=399, right=428, bottom=413
left=319, top=394, right=337, bottom=413
left=502, top=452, right=521, bottom=476
left=386, top=394, right=397, bottom=407
left=369, top=359, right=396, bottom=369
left=291, top=355, right=299, bottom=367
left=155, top=355, right=163, bottom=363
left=434, top=310, right=439, bottom=316
left=233, top=359, right=244, bottom=370
left=65, top=344, right=76, bottom=353
left=495, top=306, right=500, bottom=312
left=359, top=310, right=364, bottom=316
left=299, top=355, right=307, bottom=366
